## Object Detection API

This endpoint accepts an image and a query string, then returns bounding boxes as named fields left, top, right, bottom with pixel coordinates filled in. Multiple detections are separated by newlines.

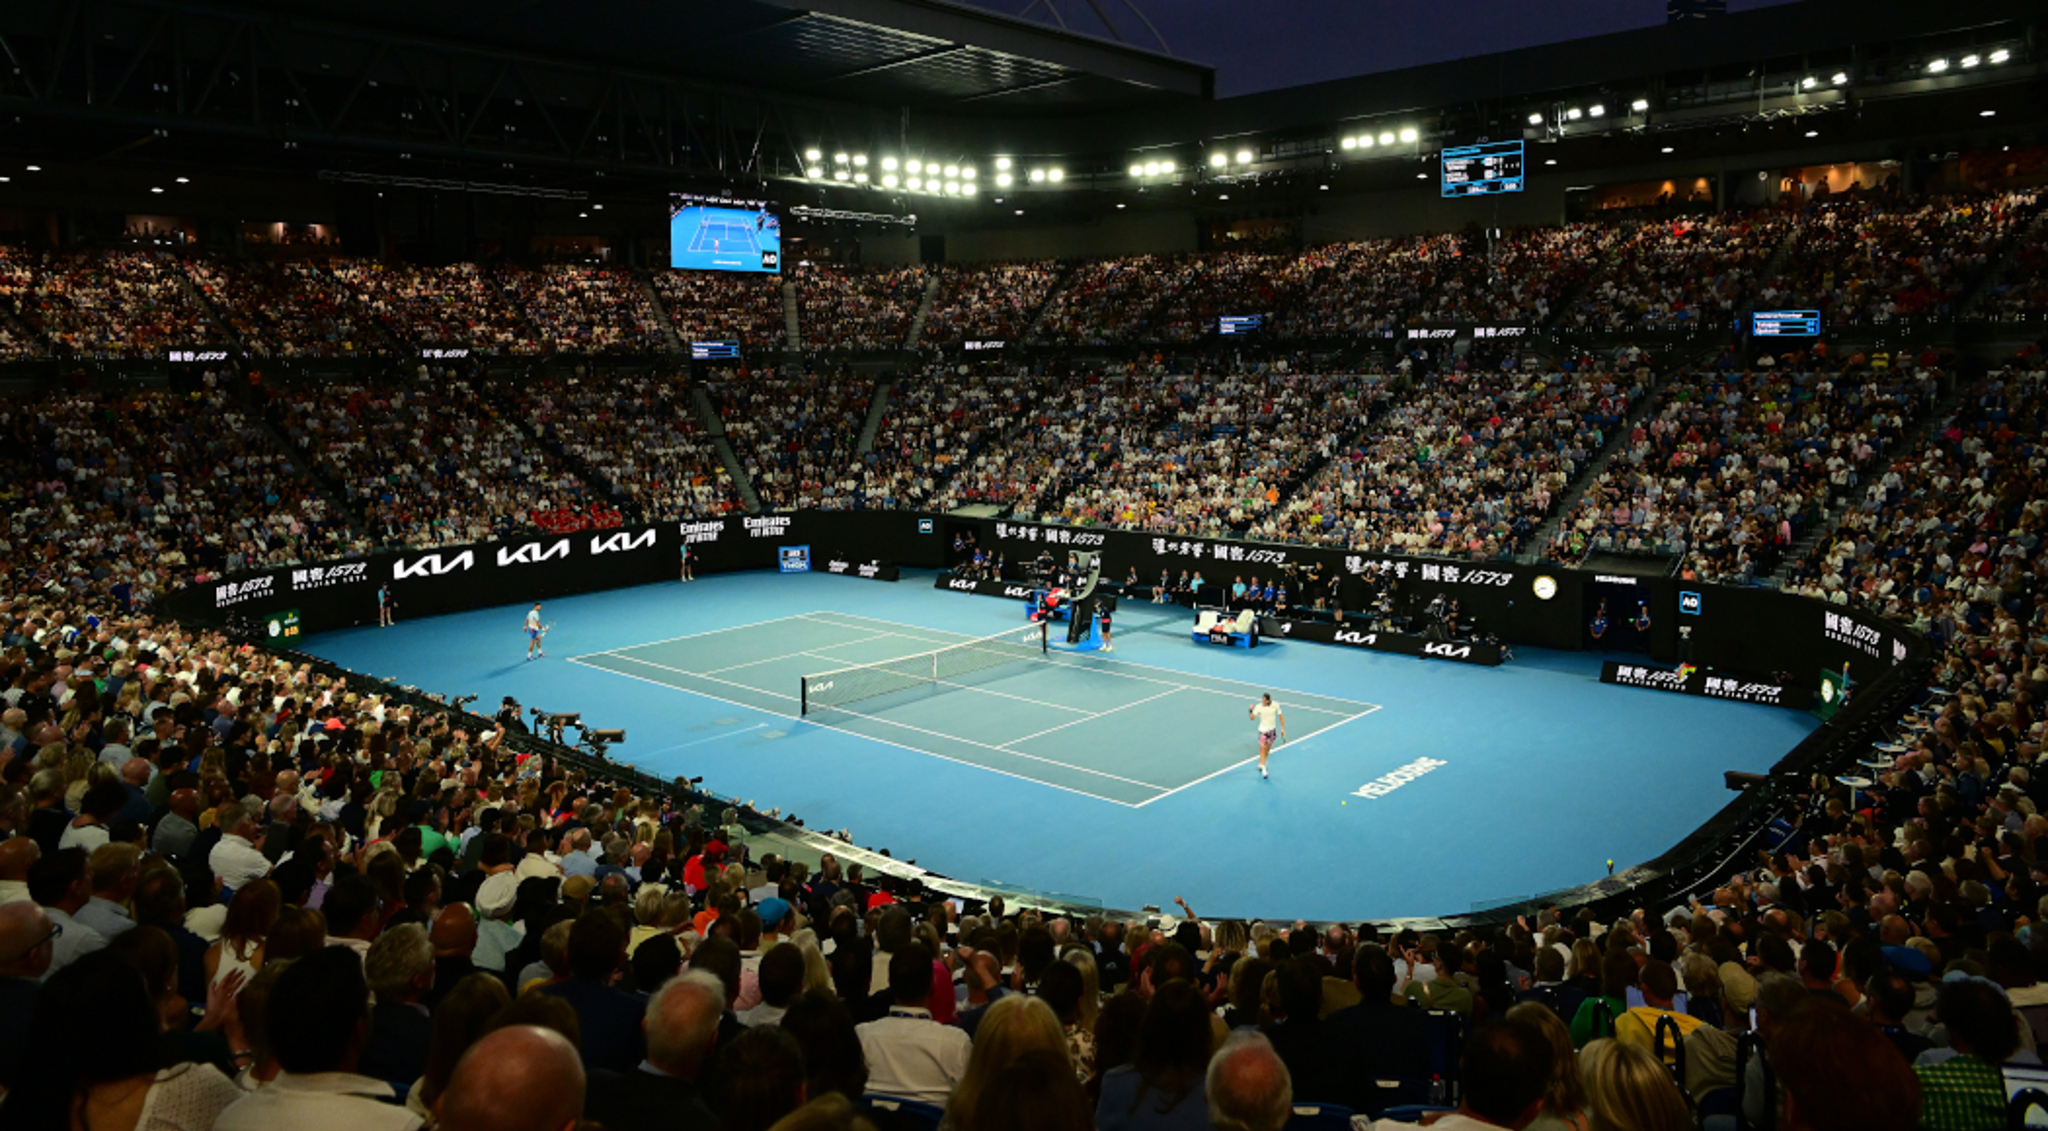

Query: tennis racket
left=540, top=621, right=555, bottom=640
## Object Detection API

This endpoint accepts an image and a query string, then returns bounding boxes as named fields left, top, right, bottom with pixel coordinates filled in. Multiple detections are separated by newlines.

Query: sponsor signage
left=498, top=539, right=573, bottom=567
left=1600, top=662, right=1796, bottom=708
left=167, top=350, right=231, bottom=362
left=214, top=575, right=275, bottom=609
left=963, top=340, right=1006, bottom=351
left=291, top=562, right=368, bottom=592
left=1354, top=757, right=1448, bottom=799
left=420, top=347, right=470, bottom=359
left=1208, top=629, right=1231, bottom=645
left=1679, top=591, right=1702, bottom=615
left=392, top=550, right=476, bottom=580
left=779, top=546, right=812, bottom=573
left=1290, top=620, right=1505, bottom=665
left=1821, top=609, right=1897, bottom=664
left=679, top=520, right=726, bottom=545
left=745, top=516, right=794, bottom=539
left=824, top=558, right=900, bottom=582
left=992, top=521, right=1107, bottom=549
left=265, top=608, right=301, bottom=644
left=917, top=519, right=935, bottom=535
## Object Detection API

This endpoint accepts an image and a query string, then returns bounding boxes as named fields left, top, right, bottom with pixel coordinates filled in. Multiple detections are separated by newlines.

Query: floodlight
left=1399, top=127, right=1418, bottom=142
left=962, top=166, right=976, bottom=178
left=833, top=152, right=849, bottom=163
left=175, top=176, right=190, bottom=183
left=854, top=172, right=869, bottom=183
left=1028, top=169, right=1045, bottom=183
left=907, top=177, right=922, bottom=190
left=963, top=183, right=976, bottom=195
left=804, top=148, right=821, bottom=161
left=1989, top=50, right=2009, bottom=64
left=1143, top=162, right=1159, bottom=176
left=833, top=170, right=849, bottom=181
left=882, top=156, right=899, bottom=171
left=1160, top=160, right=1175, bottom=174
left=944, top=164, right=959, bottom=176
left=853, top=154, right=868, bottom=166
left=1805, top=130, right=1819, bottom=137
left=907, top=158, right=923, bottom=173
left=1801, top=76, right=1817, bottom=89
left=995, top=172, right=1012, bottom=187
left=1211, top=152, right=1228, bottom=166
left=1587, top=105, right=1605, bottom=118
left=945, top=181, right=959, bottom=194
left=1046, top=168, right=1063, bottom=182
left=1528, top=113, right=1544, bottom=125
left=1359, top=135, right=1374, bottom=148
left=1130, top=163, right=1145, bottom=177
left=151, top=186, right=164, bottom=193
left=883, top=174, right=899, bottom=188
left=1341, top=137, right=1357, bottom=150
left=1565, top=107, right=1582, bottom=120
left=1831, top=71, right=1849, bottom=83
left=1660, top=146, right=1674, bottom=154
left=1376, top=131, right=1394, bottom=145
left=1630, top=99, right=1649, bottom=112
left=995, top=156, right=1012, bottom=169
left=1961, top=54, right=1981, bottom=68
left=1980, top=109, right=1997, bottom=117
left=1235, top=149, right=1252, bottom=164
left=1927, top=58, right=1949, bottom=73
left=807, top=166, right=824, bottom=178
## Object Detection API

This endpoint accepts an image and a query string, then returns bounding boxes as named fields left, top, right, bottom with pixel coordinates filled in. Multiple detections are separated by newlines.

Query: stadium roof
left=266, top=0, right=1214, bottom=112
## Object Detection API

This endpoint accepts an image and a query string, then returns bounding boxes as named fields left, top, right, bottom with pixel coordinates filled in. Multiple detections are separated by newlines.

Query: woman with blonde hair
left=791, top=928, right=835, bottom=995
left=1578, top=1039, right=1690, bottom=1131
left=62, top=750, right=99, bottom=808
left=1060, top=945, right=1102, bottom=1032
left=1506, top=1002, right=1589, bottom=1131
left=944, top=995, right=1069, bottom=1130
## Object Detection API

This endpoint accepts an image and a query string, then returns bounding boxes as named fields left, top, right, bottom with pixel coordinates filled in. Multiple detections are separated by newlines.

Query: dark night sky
left=962, top=0, right=1805, bottom=96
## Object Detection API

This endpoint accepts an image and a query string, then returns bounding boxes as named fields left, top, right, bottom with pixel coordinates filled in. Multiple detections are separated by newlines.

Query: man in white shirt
left=214, top=947, right=423, bottom=1131
left=856, top=943, right=971, bottom=1104
left=209, top=799, right=274, bottom=894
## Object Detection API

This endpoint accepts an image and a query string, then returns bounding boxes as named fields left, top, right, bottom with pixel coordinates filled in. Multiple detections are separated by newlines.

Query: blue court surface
left=688, top=222, right=761, bottom=254
left=301, top=569, right=1818, bottom=921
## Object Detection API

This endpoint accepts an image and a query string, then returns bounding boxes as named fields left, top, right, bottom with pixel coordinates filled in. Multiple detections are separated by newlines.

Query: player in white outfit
left=1249, top=693, right=1286, bottom=779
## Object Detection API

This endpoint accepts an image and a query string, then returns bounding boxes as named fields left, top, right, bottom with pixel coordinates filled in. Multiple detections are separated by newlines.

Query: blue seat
left=1282, top=1103, right=1354, bottom=1131
left=860, top=1094, right=945, bottom=1131
left=1362, top=1079, right=1433, bottom=1117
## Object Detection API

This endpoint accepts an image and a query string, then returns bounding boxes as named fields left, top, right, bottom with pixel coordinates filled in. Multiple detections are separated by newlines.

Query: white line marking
left=802, top=610, right=1381, bottom=712
left=596, top=653, right=800, bottom=701
left=699, top=633, right=899, bottom=675
left=567, top=655, right=1143, bottom=807
left=999, top=687, right=1185, bottom=748
left=571, top=612, right=854, bottom=662
left=805, top=702, right=1169, bottom=791
left=1130, top=704, right=1384, bottom=808
left=634, top=723, right=768, bottom=758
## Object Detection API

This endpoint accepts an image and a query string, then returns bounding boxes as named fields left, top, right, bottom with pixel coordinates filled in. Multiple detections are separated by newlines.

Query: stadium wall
left=896, top=209, right=1200, bottom=263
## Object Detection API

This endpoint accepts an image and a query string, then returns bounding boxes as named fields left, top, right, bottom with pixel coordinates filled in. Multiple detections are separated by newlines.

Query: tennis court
left=570, top=610, right=1379, bottom=807
left=688, top=221, right=760, bottom=254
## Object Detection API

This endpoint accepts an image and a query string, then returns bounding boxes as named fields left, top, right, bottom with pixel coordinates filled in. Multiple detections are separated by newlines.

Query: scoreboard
left=691, top=340, right=743, bottom=360
left=1218, top=315, right=1264, bottom=336
left=1440, top=141, right=1525, bottom=198
left=1751, top=310, right=1821, bottom=337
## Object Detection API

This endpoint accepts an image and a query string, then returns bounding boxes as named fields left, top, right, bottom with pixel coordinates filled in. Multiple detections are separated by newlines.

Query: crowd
left=498, top=265, right=670, bottom=355
left=1268, top=237, right=1449, bottom=341
left=1270, top=352, right=1633, bottom=559
left=651, top=271, right=788, bottom=352
left=920, top=263, right=1062, bottom=346
left=1763, top=195, right=2041, bottom=326
left=1031, top=256, right=1190, bottom=346
left=1406, top=225, right=1619, bottom=326
left=1780, top=361, right=2044, bottom=618
left=182, top=259, right=393, bottom=357
left=511, top=374, right=740, bottom=523
left=327, top=262, right=542, bottom=355
left=794, top=266, right=926, bottom=352
left=9, top=250, right=220, bottom=357
left=715, top=371, right=873, bottom=511
left=269, top=368, right=601, bottom=548
left=1978, top=228, right=2048, bottom=321
left=1554, top=348, right=1942, bottom=580
left=0, top=383, right=360, bottom=611
left=1562, top=213, right=1796, bottom=332
left=0, top=578, right=2023, bottom=1131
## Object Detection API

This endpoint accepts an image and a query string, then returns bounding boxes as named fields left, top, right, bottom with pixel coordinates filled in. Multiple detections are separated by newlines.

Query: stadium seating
left=795, top=263, right=926, bottom=351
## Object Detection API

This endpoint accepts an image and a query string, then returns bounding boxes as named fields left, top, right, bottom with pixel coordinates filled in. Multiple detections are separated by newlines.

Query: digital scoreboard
left=1752, top=310, right=1821, bottom=337
left=1440, top=141, right=1525, bottom=198
left=690, top=340, right=743, bottom=360
left=1218, top=315, right=1264, bottom=336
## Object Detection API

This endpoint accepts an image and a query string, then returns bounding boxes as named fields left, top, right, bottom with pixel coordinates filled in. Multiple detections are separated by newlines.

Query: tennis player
left=525, top=603, right=545, bottom=660
left=1250, top=693, right=1285, bottom=779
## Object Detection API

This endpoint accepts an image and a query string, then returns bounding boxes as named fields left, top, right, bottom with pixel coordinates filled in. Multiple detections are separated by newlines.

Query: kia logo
left=591, top=530, right=657, bottom=555
left=1423, top=642, right=1472, bottom=658
left=392, top=551, right=474, bottom=579
left=812, top=681, right=833, bottom=693
left=948, top=579, right=977, bottom=591
left=1334, top=631, right=1377, bottom=645
left=497, top=540, right=571, bottom=567
left=1003, top=586, right=1033, bottom=598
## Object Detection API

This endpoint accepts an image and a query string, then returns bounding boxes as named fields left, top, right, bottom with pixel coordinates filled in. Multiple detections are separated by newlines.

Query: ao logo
left=1679, top=591, right=1702, bottom=615
left=1423, top=642, right=1472, bottom=659
left=392, top=551, right=474, bottom=579
left=591, top=530, right=657, bottom=555
left=497, top=540, right=571, bottom=566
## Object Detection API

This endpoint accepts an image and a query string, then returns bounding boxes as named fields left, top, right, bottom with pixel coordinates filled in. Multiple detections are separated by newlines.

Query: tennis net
left=801, top=622, right=1048, bottom=715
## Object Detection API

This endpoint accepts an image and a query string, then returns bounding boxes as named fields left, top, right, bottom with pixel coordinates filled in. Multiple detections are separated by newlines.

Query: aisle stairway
left=904, top=270, right=943, bottom=347
left=638, top=270, right=687, bottom=353
left=857, top=379, right=893, bottom=455
left=691, top=383, right=762, bottom=512
left=783, top=281, right=803, bottom=352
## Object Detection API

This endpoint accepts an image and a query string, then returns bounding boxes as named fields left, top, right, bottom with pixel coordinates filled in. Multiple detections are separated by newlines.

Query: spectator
left=1768, top=1003, right=1920, bottom=1131
left=214, top=946, right=423, bottom=1129
left=435, top=1023, right=587, bottom=1131
left=1915, top=976, right=2022, bottom=1131
left=1205, top=1031, right=1294, bottom=1131
left=409, top=971, right=510, bottom=1123
left=1404, top=1018, right=1554, bottom=1131
left=780, top=987, right=870, bottom=1103
left=1504, top=1001, right=1591, bottom=1131
left=359, top=922, right=436, bottom=1085
left=29, top=845, right=107, bottom=978
left=716, top=1024, right=811, bottom=1131
left=1095, top=979, right=1216, bottom=1131
left=0, top=900, right=55, bottom=1090
left=1578, top=1039, right=1691, bottom=1131
left=538, top=909, right=648, bottom=1072
left=0, top=948, right=241, bottom=1131
left=857, top=940, right=971, bottom=1103
left=945, top=994, right=1070, bottom=1129
left=584, top=969, right=727, bottom=1131
left=971, top=1049, right=1097, bottom=1131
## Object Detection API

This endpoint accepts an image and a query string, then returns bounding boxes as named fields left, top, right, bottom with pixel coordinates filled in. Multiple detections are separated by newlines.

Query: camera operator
left=495, top=696, right=528, bottom=734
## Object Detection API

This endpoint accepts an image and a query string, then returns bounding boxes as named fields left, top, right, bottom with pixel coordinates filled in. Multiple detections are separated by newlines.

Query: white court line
left=797, top=654, right=1098, bottom=715
left=566, top=655, right=1148, bottom=807
left=1130, top=704, right=1384, bottom=809
left=999, top=687, right=1186, bottom=749
left=592, top=652, right=1159, bottom=791
left=572, top=612, right=849, bottom=662
left=700, top=633, right=900, bottom=675
left=598, top=653, right=800, bottom=701
left=801, top=610, right=1382, bottom=712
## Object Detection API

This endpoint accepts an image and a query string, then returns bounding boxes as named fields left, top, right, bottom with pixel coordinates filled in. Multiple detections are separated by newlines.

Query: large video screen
left=669, top=193, right=781, bottom=274
left=1441, top=141, right=1525, bottom=198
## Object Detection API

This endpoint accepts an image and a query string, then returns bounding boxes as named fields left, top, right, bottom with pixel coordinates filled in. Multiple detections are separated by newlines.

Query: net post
left=800, top=677, right=809, bottom=716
